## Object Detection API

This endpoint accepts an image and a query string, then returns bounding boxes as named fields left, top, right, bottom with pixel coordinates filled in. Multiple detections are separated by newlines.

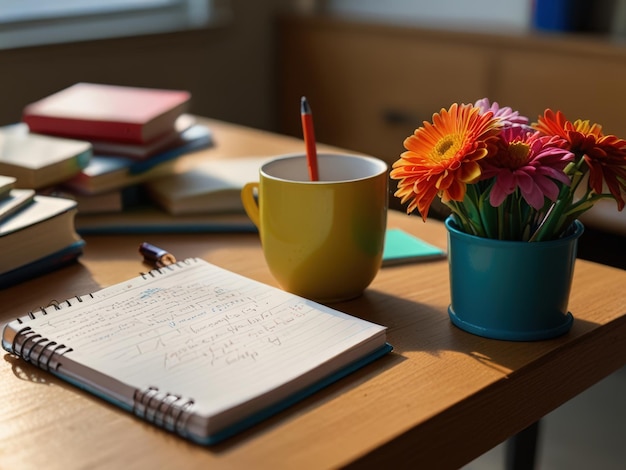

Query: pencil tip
left=300, top=96, right=310, bottom=113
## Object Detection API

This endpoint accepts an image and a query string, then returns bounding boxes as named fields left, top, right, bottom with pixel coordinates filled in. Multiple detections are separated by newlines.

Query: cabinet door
left=494, top=50, right=626, bottom=137
left=494, top=49, right=626, bottom=233
left=277, top=19, right=491, bottom=166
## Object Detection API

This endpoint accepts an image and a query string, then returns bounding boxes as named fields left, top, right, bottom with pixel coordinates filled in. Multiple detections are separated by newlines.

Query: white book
left=0, top=195, right=82, bottom=274
left=1, top=258, right=390, bottom=444
left=145, top=156, right=274, bottom=215
left=0, top=188, right=36, bottom=222
left=0, top=175, right=17, bottom=198
left=0, top=124, right=92, bottom=189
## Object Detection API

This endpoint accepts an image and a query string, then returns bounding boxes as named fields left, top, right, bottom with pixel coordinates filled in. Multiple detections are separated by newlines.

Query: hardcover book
left=0, top=175, right=16, bottom=198
left=62, top=124, right=212, bottom=195
left=0, top=239, right=84, bottom=289
left=0, top=125, right=92, bottom=189
left=74, top=207, right=256, bottom=235
left=145, top=156, right=273, bottom=215
left=0, top=188, right=36, bottom=222
left=0, top=195, right=83, bottom=277
left=22, top=83, right=191, bottom=144
left=89, top=114, right=196, bottom=160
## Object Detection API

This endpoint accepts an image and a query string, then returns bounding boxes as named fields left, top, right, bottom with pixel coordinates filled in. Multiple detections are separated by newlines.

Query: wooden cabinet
left=277, top=15, right=626, bottom=156
left=493, top=44, right=626, bottom=138
left=276, top=15, right=626, bottom=232
left=276, top=16, right=491, bottom=166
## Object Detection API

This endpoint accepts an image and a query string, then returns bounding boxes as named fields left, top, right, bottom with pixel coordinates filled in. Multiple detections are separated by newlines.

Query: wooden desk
left=1, top=120, right=625, bottom=469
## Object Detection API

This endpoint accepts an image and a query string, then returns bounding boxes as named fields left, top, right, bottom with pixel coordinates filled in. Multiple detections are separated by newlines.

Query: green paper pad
left=382, top=228, right=446, bottom=267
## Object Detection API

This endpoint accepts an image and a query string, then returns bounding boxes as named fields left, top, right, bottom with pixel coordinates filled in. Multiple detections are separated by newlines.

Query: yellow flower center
left=508, top=141, right=530, bottom=167
left=431, top=135, right=461, bottom=163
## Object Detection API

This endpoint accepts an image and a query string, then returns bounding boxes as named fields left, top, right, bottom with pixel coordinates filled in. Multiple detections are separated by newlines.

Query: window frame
left=0, top=0, right=230, bottom=50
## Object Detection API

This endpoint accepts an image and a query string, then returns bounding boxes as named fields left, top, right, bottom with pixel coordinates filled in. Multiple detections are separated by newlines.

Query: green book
left=382, top=228, right=446, bottom=267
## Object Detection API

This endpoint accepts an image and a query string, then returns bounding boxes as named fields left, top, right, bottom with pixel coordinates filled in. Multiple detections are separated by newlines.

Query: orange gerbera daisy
left=534, top=109, right=626, bottom=210
left=390, top=103, right=501, bottom=220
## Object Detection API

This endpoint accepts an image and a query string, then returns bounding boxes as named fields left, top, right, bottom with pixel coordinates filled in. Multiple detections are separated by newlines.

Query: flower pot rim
left=444, top=216, right=584, bottom=247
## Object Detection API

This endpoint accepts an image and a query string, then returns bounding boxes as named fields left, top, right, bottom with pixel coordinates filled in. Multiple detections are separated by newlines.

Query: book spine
left=132, top=386, right=196, bottom=437
left=9, top=326, right=73, bottom=372
left=23, top=115, right=145, bottom=144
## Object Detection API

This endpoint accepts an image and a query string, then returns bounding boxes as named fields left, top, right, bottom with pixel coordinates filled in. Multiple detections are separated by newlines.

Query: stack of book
left=0, top=82, right=219, bottom=287
left=21, top=82, right=213, bottom=213
left=0, top=122, right=92, bottom=190
left=0, top=176, right=84, bottom=288
left=76, top=156, right=273, bottom=234
left=20, top=83, right=265, bottom=234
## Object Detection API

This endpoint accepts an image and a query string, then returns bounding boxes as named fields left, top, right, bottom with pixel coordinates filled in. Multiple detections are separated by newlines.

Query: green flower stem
left=530, top=187, right=571, bottom=241
left=479, top=199, right=496, bottom=239
left=447, top=200, right=484, bottom=237
left=449, top=185, right=490, bottom=237
left=530, top=153, right=589, bottom=241
left=496, top=200, right=504, bottom=239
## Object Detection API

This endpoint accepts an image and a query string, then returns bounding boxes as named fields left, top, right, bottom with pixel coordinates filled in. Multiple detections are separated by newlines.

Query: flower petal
left=390, top=102, right=501, bottom=219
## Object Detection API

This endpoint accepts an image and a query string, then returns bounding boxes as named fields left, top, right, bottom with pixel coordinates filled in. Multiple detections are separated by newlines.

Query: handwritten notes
left=20, top=259, right=386, bottom=415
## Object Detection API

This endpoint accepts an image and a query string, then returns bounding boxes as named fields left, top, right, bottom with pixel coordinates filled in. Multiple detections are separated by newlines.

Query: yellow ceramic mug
left=241, top=153, right=388, bottom=303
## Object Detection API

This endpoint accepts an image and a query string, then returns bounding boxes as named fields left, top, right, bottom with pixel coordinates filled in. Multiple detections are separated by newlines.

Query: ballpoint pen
left=139, top=242, right=177, bottom=268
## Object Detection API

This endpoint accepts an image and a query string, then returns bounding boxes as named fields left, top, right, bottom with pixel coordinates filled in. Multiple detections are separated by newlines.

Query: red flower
left=534, top=109, right=626, bottom=210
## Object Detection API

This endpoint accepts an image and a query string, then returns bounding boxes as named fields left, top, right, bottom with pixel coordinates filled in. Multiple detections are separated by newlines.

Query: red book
left=22, top=83, right=191, bottom=144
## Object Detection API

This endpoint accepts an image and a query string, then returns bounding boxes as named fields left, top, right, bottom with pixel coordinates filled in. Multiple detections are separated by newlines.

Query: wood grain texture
left=1, top=119, right=624, bottom=469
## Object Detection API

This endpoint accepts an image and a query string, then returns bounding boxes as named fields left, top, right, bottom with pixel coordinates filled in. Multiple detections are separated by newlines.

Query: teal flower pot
left=445, top=216, right=584, bottom=341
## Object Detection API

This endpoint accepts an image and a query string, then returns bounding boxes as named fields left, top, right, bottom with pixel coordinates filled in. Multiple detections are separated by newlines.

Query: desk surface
left=1, top=119, right=625, bottom=469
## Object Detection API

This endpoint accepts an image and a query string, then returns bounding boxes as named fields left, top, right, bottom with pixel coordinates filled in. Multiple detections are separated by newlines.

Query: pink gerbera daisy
left=480, top=126, right=574, bottom=209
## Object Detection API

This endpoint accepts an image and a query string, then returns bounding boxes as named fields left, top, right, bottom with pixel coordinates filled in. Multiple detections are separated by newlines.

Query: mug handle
left=241, top=182, right=260, bottom=229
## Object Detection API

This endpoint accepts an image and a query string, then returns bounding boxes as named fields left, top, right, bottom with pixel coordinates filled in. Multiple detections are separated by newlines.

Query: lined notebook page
left=13, top=258, right=385, bottom=417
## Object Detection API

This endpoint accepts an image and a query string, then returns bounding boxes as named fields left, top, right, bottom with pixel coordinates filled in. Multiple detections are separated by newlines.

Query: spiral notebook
left=1, top=258, right=390, bottom=444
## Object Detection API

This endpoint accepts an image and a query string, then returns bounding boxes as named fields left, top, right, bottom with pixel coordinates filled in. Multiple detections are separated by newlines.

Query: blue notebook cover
left=0, top=239, right=85, bottom=289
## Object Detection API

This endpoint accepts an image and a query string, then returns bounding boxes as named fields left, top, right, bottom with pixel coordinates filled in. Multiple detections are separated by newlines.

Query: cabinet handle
left=382, top=108, right=422, bottom=126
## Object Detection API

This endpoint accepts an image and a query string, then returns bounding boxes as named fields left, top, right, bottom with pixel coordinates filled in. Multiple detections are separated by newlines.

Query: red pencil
left=300, top=96, right=319, bottom=181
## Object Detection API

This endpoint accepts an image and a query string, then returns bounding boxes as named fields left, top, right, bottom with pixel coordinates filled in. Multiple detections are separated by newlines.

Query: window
left=0, top=0, right=231, bottom=50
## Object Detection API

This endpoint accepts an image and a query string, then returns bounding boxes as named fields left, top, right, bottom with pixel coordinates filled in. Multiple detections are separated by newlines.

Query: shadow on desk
left=334, top=287, right=602, bottom=373
left=207, top=352, right=408, bottom=453
left=0, top=262, right=100, bottom=326
left=4, top=353, right=54, bottom=385
left=0, top=245, right=609, bottom=458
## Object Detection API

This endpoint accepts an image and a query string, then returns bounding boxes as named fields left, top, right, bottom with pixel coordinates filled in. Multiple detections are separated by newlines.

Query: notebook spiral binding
left=133, top=386, right=195, bottom=437
left=10, top=326, right=73, bottom=372
left=140, top=259, right=194, bottom=279
left=9, top=293, right=95, bottom=369
left=18, top=294, right=95, bottom=324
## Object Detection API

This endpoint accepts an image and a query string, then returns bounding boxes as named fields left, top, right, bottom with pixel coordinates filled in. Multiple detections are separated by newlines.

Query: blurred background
left=0, top=1, right=624, bottom=468
left=2, top=0, right=626, bottom=135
